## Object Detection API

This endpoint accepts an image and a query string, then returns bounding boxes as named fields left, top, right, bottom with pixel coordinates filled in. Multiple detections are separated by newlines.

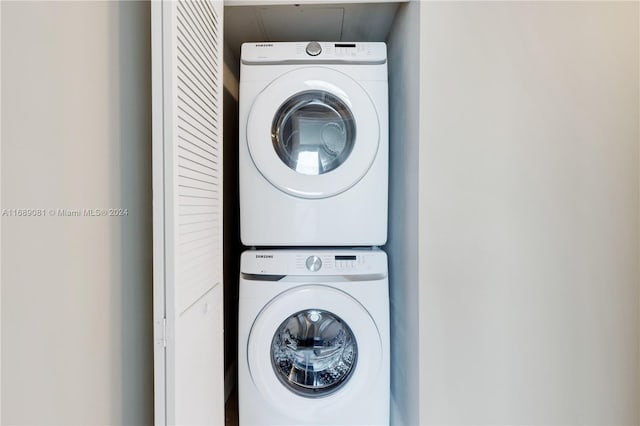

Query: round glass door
left=271, top=91, right=356, bottom=176
left=271, top=309, right=358, bottom=398
left=245, top=67, right=380, bottom=199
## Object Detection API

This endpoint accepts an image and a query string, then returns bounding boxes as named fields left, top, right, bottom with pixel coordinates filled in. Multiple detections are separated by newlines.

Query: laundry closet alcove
left=152, top=1, right=421, bottom=424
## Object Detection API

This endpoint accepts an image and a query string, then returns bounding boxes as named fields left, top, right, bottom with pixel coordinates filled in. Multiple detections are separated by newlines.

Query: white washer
left=240, top=42, right=388, bottom=246
left=238, top=249, right=390, bottom=426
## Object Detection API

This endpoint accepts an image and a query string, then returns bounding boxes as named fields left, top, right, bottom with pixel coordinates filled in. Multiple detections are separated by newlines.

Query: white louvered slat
left=177, top=186, right=219, bottom=200
left=173, top=0, right=222, bottom=318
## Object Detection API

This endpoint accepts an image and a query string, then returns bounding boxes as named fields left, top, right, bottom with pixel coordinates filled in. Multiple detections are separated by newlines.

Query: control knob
left=305, top=41, right=322, bottom=56
left=305, top=255, right=322, bottom=272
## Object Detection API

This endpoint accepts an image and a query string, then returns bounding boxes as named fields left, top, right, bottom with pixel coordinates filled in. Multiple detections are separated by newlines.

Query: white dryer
left=238, top=249, right=390, bottom=426
left=239, top=42, right=388, bottom=246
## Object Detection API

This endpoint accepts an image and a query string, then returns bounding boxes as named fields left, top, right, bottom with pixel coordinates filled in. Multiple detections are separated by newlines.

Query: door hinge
left=162, top=318, right=167, bottom=347
left=156, top=318, right=168, bottom=348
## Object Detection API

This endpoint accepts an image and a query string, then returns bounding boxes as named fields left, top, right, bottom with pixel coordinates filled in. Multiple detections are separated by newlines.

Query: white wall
left=1, top=1, right=153, bottom=424
left=419, top=2, right=639, bottom=424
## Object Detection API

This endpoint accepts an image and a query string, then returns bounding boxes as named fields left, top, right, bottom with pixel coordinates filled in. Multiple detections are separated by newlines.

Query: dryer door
left=246, top=285, right=383, bottom=418
left=246, top=67, right=380, bottom=199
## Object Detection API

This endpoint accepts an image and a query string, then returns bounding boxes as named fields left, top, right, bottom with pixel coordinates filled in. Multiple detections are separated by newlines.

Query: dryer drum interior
left=271, top=90, right=356, bottom=176
left=270, top=309, right=358, bottom=397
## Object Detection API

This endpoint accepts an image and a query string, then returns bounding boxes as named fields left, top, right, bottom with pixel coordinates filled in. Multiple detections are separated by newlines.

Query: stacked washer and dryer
left=238, top=41, right=390, bottom=426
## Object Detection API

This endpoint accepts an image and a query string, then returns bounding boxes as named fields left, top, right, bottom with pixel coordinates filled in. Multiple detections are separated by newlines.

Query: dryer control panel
left=241, top=249, right=387, bottom=276
left=241, top=42, right=387, bottom=65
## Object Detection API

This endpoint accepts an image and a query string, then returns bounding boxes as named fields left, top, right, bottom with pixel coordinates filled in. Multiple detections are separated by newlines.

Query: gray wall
left=419, top=2, right=639, bottom=424
left=1, top=2, right=153, bottom=424
left=386, top=1, right=420, bottom=425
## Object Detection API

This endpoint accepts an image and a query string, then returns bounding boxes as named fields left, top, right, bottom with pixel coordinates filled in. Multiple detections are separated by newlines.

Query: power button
left=305, top=255, right=322, bottom=272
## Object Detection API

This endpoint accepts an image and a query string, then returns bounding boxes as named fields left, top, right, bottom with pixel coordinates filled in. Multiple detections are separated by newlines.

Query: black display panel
left=335, top=255, right=357, bottom=260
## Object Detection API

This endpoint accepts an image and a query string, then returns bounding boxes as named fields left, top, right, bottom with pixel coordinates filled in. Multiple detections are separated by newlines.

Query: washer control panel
left=296, top=253, right=370, bottom=274
left=241, top=250, right=387, bottom=276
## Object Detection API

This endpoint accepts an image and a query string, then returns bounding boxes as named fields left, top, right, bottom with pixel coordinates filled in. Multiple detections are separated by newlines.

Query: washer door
left=271, top=308, right=358, bottom=397
left=246, top=67, right=380, bottom=199
left=247, top=285, right=383, bottom=417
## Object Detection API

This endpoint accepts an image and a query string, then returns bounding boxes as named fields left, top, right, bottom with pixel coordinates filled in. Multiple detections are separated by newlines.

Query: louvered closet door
left=152, top=0, right=224, bottom=424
